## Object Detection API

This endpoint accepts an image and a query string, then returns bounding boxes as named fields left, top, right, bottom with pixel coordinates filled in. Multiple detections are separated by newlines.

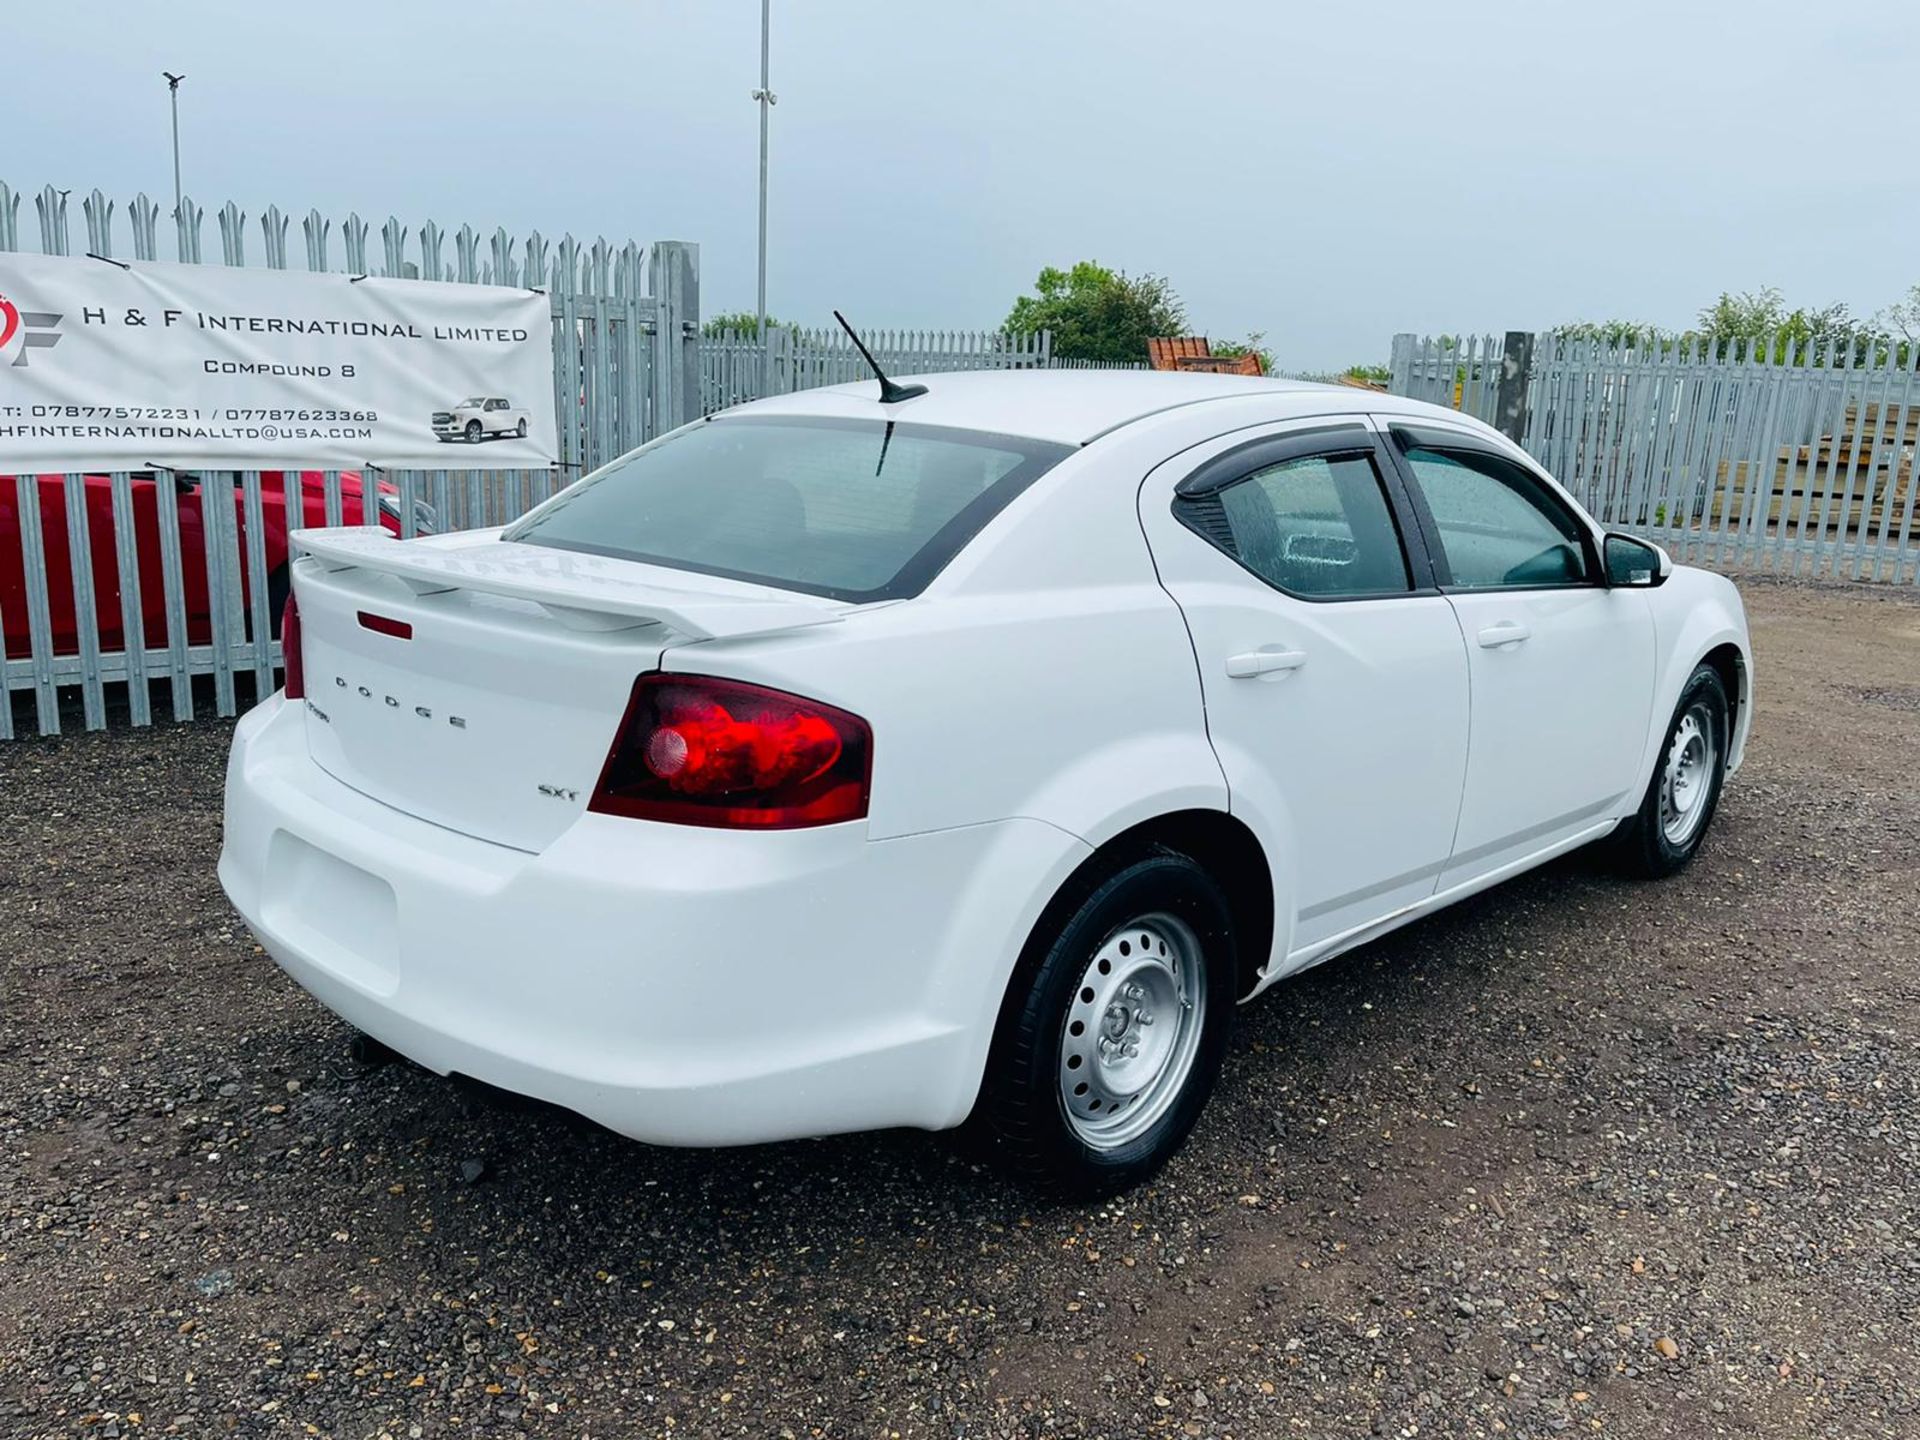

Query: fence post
left=1495, top=330, right=1535, bottom=443
left=774, top=325, right=794, bottom=394
left=1388, top=334, right=1415, bottom=396
left=649, top=240, right=702, bottom=430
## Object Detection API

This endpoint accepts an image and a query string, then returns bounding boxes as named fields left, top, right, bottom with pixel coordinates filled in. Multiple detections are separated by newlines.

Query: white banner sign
left=0, top=251, right=557, bottom=472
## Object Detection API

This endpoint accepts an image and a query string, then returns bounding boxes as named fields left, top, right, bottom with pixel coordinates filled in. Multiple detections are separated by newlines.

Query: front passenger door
left=1383, top=422, right=1656, bottom=889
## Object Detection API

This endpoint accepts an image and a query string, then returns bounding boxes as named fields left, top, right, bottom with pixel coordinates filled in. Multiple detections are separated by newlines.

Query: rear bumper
left=219, top=694, right=1087, bottom=1146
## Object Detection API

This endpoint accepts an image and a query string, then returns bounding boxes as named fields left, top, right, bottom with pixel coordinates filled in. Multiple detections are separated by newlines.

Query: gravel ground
left=2, top=575, right=1917, bottom=1440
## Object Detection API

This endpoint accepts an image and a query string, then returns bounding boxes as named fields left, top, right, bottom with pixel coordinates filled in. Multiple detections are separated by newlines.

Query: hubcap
left=1659, top=702, right=1718, bottom=846
left=1058, top=913, right=1206, bottom=1150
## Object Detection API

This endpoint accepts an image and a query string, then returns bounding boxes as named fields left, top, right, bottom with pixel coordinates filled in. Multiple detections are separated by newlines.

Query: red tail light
left=281, top=591, right=305, bottom=700
left=590, top=674, right=872, bottom=829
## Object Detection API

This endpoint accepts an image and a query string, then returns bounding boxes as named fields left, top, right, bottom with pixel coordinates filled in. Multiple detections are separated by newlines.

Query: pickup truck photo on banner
left=0, top=250, right=557, bottom=472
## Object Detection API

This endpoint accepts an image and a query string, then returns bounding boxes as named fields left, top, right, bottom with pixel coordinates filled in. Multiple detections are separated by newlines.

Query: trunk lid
left=290, top=526, right=848, bottom=851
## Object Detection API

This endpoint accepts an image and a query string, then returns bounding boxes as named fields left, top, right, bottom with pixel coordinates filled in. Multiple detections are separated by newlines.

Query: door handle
left=1226, top=648, right=1308, bottom=679
left=1476, top=620, right=1532, bottom=649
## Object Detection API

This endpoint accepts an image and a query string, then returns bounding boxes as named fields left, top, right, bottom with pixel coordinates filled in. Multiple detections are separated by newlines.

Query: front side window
left=506, top=416, right=1072, bottom=602
left=1215, top=453, right=1412, bottom=598
left=1400, top=442, right=1591, bottom=589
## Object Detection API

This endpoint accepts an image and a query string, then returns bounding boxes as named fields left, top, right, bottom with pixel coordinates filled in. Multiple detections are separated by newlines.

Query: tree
left=1694, top=288, right=1868, bottom=361
left=1552, top=289, right=1894, bottom=365
left=1877, top=284, right=1920, bottom=346
left=1004, top=262, right=1186, bottom=363
left=1554, top=319, right=1667, bottom=348
left=1342, top=362, right=1391, bottom=385
left=1208, top=331, right=1275, bottom=375
left=702, top=310, right=798, bottom=338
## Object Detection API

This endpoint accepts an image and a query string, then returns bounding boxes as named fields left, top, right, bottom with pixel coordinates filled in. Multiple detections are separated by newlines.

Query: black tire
left=973, top=848, right=1236, bottom=1197
left=1611, top=663, right=1730, bottom=878
left=515, top=417, right=528, bottom=438
left=466, top=419, right=483, bottom=443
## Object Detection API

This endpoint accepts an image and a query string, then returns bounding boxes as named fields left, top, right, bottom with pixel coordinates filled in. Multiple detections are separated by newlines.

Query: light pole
left=163, top=71, right=186, bottom=222
left=750, top=0, right=775, bottom=396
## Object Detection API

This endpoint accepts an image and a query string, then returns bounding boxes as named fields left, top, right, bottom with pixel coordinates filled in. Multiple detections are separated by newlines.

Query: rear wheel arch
left=1012, top=809, right=1275, bottom=1006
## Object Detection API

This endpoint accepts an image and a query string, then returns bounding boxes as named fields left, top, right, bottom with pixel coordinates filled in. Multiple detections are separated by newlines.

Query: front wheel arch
left=1700, top=641, right=1746, bottom=759
left=1610, top=661, right=1731, bottom=877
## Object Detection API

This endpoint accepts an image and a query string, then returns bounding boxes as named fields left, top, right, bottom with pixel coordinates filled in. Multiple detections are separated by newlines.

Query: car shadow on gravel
left=303, top=838, right=1626, bottom=1237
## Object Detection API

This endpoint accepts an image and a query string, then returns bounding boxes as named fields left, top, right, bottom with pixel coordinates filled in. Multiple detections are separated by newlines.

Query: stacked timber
left=1710, top=401, right=1917, bottom=534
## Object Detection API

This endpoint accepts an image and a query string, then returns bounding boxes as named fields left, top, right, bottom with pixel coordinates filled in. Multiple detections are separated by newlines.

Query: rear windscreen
left=505, top=415, right=1073, bottom=601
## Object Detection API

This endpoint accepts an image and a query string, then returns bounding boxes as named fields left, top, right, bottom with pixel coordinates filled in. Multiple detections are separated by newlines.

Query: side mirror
left=1604, top=533, right=1672, bottom=588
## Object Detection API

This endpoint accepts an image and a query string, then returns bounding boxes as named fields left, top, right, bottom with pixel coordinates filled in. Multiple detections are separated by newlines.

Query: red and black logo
left=0, top=293, right=64, bottom=367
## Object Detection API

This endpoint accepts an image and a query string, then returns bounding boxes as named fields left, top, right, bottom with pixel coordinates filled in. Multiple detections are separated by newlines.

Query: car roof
left=724, top=369, right=1467, bottom=446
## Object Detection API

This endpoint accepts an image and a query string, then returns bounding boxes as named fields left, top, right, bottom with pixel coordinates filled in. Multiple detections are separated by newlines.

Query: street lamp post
left=163, top=71, right=186, bottom=222
left=750, top=0, right=776, bottom=396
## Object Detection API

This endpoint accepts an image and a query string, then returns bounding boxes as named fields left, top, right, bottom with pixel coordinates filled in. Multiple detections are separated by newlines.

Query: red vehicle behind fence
left=2, top=469, right=404, bottom=660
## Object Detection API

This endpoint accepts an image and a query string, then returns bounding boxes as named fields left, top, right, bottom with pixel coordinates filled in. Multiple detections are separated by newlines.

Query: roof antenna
left=833, top=310, right=928, bottom=405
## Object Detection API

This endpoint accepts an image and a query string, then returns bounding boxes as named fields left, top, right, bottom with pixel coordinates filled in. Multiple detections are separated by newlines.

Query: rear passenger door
left=1139, top=419, right=1471, bottom=968
left=1380, top=421, right=1656, bottom=889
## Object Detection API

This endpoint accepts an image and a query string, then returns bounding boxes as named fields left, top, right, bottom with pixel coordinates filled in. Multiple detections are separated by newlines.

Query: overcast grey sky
left=6, top=1, right=1917, bottom=370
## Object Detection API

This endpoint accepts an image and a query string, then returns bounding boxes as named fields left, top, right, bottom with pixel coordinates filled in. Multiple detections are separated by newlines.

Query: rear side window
left=1215, top=454, right=1412, bottom=598
left=506, top=416, right=1072, bottom=601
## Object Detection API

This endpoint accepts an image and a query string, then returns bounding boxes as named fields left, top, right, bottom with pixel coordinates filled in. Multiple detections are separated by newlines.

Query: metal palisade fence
left=1389, top=333, right=1504, bottom=423
left=700, top=326, right=1051, bottom=412
left=0, top=179, right=701, bottom=740
left=1390, top=331, right=1920, bottom=585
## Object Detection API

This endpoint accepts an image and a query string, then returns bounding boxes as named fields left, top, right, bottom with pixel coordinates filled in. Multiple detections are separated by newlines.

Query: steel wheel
left=1659, top=700, right=1718, bottom=846
left=1057, top=912, right=1206, bottom=1151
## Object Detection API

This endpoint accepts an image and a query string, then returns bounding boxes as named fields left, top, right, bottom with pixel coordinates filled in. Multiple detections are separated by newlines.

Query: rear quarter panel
left=662, top=444, right=1229, bottom=843
left=652, top=444, right=1232, bottom=1116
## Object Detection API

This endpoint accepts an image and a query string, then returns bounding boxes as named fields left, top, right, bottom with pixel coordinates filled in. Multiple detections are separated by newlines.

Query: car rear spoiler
left=292, top=526, right=849, bottom=641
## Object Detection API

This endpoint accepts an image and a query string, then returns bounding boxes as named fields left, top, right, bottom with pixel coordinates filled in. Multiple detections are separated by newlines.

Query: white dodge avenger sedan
left=221, top=371, right=1751, bottom=1195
